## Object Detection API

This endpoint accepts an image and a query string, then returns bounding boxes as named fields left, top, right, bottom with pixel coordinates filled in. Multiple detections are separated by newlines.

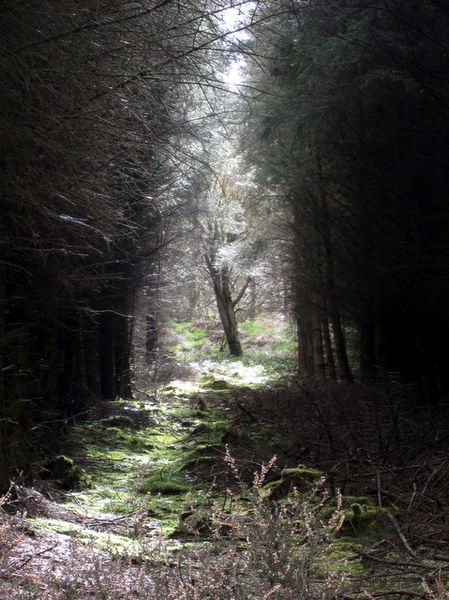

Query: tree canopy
left=240, top=0, right=449, bottom=386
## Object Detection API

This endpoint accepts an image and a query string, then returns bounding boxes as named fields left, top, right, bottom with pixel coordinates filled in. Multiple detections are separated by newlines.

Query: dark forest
left=1, top=1, right=449, bottom=597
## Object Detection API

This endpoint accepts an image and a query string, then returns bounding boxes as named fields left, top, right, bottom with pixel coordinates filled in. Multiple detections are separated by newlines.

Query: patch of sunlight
left=66, top=484, right=136, bottom=515
left=194, top=358, right=270, bottom=386
left=163, top=379, right=204, bottom=395
left=29, top=517, right=162, bottom=556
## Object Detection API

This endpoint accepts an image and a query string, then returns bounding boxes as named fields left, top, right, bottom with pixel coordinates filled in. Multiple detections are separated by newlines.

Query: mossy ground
left=28, top=319, right=296, bottom=554
left=14, top=318, right=442, bottom=598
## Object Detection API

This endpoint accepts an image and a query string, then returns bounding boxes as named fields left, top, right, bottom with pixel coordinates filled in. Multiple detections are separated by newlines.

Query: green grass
left=239, top=319, right=271, bottom=336
left=164, top=316, right=298, bottom=385
left=269, top=340, right=297, bottom=352
left=168, top=321, right=209, bottom=347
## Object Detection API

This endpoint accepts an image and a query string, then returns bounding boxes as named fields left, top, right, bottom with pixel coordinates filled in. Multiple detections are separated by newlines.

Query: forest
left=1, top=0, right=449, bottom=598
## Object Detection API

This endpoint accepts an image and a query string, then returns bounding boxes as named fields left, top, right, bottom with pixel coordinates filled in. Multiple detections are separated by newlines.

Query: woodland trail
left=0, top=336, right=296, bottom=597
left=2, top=322, right=449, bottom=598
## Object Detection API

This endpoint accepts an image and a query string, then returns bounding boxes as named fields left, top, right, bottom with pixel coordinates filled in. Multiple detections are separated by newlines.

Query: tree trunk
left=83, top=318, right=100, bottom=397
left=145, top=312, right=158, bottom=361
left=360, top=312, right=376, bottom=379
left=115, top=311, right=132, bottom=399
left=205, top=255, right=243, bottom=356
left=328, top=302, right=353, bottom=382
left=315, top=152, right=353, bottom=382
left=215, top=275, right=243, bottom=356
left=322, top=314, right=337, bottom=380
left=296, top=300, right=314, bottom=378
left=249, top=278, right=257, bottom=320
left=100, top=312, right=115, bottom=400
left=312, top=302, right=325, bottom=379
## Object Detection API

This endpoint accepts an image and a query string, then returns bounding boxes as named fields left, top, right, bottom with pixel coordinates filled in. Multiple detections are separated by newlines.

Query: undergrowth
left=160, top=316, right=297, bottom=385
left=0, top=457, right=353, bottom=599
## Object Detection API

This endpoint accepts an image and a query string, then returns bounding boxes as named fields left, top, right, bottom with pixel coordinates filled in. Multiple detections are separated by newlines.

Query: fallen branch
left=386, top=513, right=417, bottom=558
left=356, top=548, right=425, bottom=569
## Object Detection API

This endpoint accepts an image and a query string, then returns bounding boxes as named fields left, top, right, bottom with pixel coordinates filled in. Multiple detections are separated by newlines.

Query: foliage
left=0, top=0, right=235, bottom=488
left=241, top=0, right=449, bottom=388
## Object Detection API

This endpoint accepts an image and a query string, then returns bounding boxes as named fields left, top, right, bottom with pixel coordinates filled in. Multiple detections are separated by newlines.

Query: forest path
left=1, top=329, right=297, bottom=595
left=4, top=320, right=447, bottom=597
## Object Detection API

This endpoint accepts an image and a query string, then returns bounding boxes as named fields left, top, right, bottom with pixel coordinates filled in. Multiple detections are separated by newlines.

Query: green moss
left=100, top=415, right=136, bottom=429
left=194, top=443, right=223, bottom=456
left=280, top=466, right=322, bottom=481
left=189, top=420, right=229, bottom=443
left=139, top=471, right=190, bottom=496
left=172, top=510, right=215, bottom=537
left=270, top=340, right=297, bottom=352
left=30, top=517, right=148, bottom=555
left=168, top=321, right=210, bottom=353
left=181, top=455, right=217, bottom=472
left=264, top=466, right=323, bottom=500
left=46, top=455, right=84, bottom=490
left=201, top=379, right=233, bottom=391
left=314, top=538, right=364, bottom=577
left=247, top=424, right=283, bottom=446
left=342, top=503, right=391, bottom=538
left=239, top=320, right=270, bottom=336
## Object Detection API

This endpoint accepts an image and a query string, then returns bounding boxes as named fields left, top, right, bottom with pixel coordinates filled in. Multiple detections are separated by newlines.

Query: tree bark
left=249, top=277, right=257, bottom=320
left=312, top=301, right=325, bottom=379
left=322, top=313, right=337, bottom=380
left=360, top=312, right=376, bottom=379
left=315, top=152, right=353, bottom=382
left=296, top=298, right=314, bottom=378
left=100, top=312, right=115, bottom=400
left=205, top=255, right=243, bottom=356
left=145, top=312, right=158, bottom=361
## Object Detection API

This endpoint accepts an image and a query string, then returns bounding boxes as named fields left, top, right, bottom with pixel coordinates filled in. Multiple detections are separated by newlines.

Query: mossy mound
left=342, top=502, right=392, bottom=538
left=280, top=466, right=322, bottom=480
left=195, top=442, right=223, bottom=456
left=45, top=455, right=84, bottom=490
left=181, top=454, right=218, bottom=472
left=174, top=510, right=214, bottom=537
left=189, top=420, right=230, bottom=442
left=265, top=465, right=323, bottom=500
left=172, top=510, right=232, bottom=539
left=100, top=415, right=136, bottom=429
left=138, top=471, right=189, bottom=496
left=201, top=379, right=233, bottom=391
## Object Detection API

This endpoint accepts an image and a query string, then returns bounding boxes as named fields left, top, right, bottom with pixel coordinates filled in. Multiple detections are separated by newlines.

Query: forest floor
left=2, top=317, right=449, bottom=598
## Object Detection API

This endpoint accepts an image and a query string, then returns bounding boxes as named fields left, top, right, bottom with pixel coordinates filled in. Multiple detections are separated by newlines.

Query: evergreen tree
left=242, top=0, right=449, bottom=388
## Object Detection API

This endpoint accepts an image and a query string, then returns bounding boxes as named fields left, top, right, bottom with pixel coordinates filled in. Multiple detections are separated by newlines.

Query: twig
left=356, top=548, right=424, bottom=569
left=7, top=543, right=58, bottom=574
left=430, top=554, right=449, bottom=562
left=133, top=386, right=155, bottom=399
left=235, top=400, right=273, bottom=424
left=408, top=481, right=417, bottom=510
left=338, top=591, right=425, bottom=599
left=386, top=513, right=417, bottom=558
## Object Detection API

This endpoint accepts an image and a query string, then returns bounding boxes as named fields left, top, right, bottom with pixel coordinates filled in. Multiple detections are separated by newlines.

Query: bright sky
left=220, top=6, right=250, bottom=87
left=223, top=60, right=243, bottom=86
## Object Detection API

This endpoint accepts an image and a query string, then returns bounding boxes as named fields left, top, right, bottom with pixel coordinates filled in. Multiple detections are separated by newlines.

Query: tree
left=0, top=0, right=236, bottom=487
left=201, top=171, right=252, bottom=356
left=241, top=0, right=449, bottom=388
